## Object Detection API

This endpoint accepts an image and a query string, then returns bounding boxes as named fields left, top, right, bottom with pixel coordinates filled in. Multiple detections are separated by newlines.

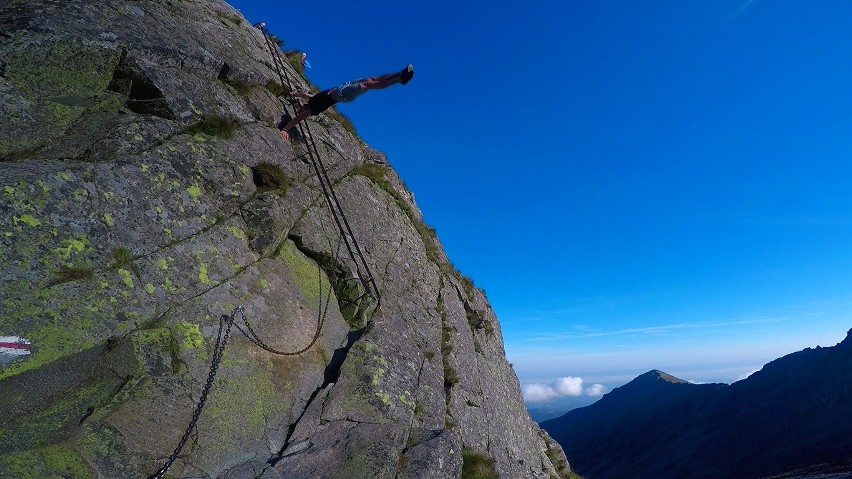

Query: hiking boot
left=400, top=64, right=414, bottom=85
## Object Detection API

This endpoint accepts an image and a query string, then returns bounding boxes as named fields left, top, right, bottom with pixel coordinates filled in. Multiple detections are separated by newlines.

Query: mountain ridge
left=542, top=330, right=852, bottom=479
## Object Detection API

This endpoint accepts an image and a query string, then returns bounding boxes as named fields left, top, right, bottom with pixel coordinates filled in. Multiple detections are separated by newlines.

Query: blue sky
left=229, top=0, right=852, bottom=401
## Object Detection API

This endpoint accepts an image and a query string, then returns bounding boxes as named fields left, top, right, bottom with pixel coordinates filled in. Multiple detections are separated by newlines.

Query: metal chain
left=148, top=280, right=334, bottom=477
left=258, top=26, right=381, bottom=308
left=149, top=25, right=385, bottom=478
left=148, top=307, right=238, bottom=479
left=231, top=261, right=335, bottom=357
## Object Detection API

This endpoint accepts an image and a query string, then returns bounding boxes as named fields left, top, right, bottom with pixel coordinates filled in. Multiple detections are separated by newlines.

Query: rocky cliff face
left=0, top=1, right=570, bottom=478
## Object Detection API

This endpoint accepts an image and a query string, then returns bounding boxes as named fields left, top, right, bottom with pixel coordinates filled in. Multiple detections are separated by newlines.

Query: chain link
left=149, top=26, right=383, bottom=478
left=148, top=307, right=239, bottom=479
left=258, top=26, right=381, bottom=308
left=232, top=265, right=335, bottom=357
left=149, top=289, right=334, bottom=477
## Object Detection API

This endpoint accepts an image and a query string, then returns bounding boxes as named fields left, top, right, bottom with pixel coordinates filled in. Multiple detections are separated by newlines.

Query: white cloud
left=523, top=377, right=606, bottom=402
left=585, top=383, right=605, bottom=396
left=522, top=383, right=558, bottom=402
left=554, top=377, right=584, bottom=396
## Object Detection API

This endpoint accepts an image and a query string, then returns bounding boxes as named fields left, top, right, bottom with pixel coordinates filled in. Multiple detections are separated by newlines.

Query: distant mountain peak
left=640, top=369, right=689, bottom=384
left=542, top=331, right=852, bottom=479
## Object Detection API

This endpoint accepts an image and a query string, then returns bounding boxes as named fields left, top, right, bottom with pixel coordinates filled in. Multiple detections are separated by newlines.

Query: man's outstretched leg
left=361, top=64, right=415, bottom=90
left=279, top=65, right=413, bottom=141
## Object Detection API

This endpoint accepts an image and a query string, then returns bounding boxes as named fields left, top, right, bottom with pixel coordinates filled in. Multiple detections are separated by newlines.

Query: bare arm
left=279, top=108, right=311, bottom=140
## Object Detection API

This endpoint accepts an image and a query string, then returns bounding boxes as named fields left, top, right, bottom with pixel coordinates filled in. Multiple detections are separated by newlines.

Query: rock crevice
left=0, top=1, right=572, bottom=478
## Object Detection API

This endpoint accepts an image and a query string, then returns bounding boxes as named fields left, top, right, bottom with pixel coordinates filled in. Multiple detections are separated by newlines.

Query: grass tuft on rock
left=269, top=33, right=285, bottom=47
left=183, top=116, right=237, bottom=139
left=438, top=295, right=458, bottom=390
left=251, top=162, right=290, bottom=193
left=349, top=163, right=480, bottom=305
left=223, top=77, right=254, bottom=95
left=111, top=247, right=132, bottom=268
left=461, top=449, right=498, bottom=479
left=265, top=80, right=285, bottom=97
left=542, top=431, right=584, bottom=479
left=348, top=163, right=438, bottom=259
left=50, top=265, right=93, bottom=286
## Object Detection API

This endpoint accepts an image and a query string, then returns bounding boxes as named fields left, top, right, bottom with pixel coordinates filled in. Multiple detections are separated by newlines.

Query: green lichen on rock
left=13, top=214, right=41, bottom=227
left=5, top=41, right=117, bottom=98
left=277, top=239, right=329, bottom=306
left=325, top=341, right=396, bottom=423
left=0, top=322, right=94, bottom=381
left=0, top=329, right=176, bottom=459
left=117, top=268, right=134, bottom=289
left=53, top=236, right=90, bottom=261
left=191, top=352, right=288, bottom=466
left=0, top=443, right=92, bottom=479
left=186, top=184, right=202, bottom=202
left=79, top=423, right=137, bottom=479
left=0, top=381, right=118, bottom=453
left=398, top=391, right=416, bottom=410
left=198, top=261, right=213, bottom=285
left=226, top=225, right=246, bottom=239
left=170, top=321, right=203, bottom=351
left=0, top=40, right=121, bottom=159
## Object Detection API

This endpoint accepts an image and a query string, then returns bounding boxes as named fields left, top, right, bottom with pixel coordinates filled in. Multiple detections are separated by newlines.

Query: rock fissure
left=147, top=196, right=253, bottom=257
left=262, top=230, right=379, bottom=468
left=290, top=234, right=375, bottom=329
left=392, top=355, right=430, bottom=478
left=0, top=1, right=573, bottom=477
left=269, top=321, right=371, bottom=468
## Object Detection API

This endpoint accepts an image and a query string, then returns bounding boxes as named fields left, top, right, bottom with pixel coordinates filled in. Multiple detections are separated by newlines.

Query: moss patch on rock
left=0, top=40, right=121, bottom=159
left=461, top=448, right=498, bottom=479
left=170, top=321, right=203, bottom=351
left=0, top=381, right=116, bottom=453
left=277, top=239, right=330, bottom=306
left=0, top=443, right=92, bottom=479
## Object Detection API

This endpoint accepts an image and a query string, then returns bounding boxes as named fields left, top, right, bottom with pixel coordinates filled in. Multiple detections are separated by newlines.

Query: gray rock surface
left=0, top=0, right=573, bottom=477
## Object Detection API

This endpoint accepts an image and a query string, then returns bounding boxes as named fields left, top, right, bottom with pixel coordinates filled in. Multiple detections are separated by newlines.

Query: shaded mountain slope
left=542, top=331, right=852, bottom=479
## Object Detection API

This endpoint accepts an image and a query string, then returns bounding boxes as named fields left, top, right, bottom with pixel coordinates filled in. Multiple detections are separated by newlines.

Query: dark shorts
left=306, top=89, right=337, bottom=115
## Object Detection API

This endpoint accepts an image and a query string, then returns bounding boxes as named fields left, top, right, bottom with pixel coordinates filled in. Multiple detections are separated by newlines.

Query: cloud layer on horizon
left=522, top=376, right=605, bottom=402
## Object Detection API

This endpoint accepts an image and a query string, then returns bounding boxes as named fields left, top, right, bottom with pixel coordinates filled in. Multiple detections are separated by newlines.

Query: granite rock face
left=0, top=1, right=571, bottom=478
